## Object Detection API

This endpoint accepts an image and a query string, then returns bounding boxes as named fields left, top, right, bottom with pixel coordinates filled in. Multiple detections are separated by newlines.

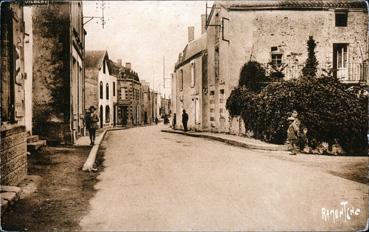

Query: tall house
left=174, top=22, right=208, bottom=131
left=1, top=3, right=27, bottom=185
left=110, top=60, right=143, bottom=126
left=85, top=50, right=117, bottom=128
left=32, top=1, right=86, bottom=144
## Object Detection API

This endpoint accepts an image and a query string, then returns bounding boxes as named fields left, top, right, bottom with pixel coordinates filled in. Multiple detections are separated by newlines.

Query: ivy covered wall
left=32, top=4, right=71, bottom=144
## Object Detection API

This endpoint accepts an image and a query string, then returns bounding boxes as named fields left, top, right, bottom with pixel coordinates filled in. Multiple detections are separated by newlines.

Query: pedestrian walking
left=182, top=109, right=189, bottom=132
left=89, top=106, right=99, bottom=145
left=287, top=118, right=300, bottom=155
left=172, top=113, right=177, bottom=129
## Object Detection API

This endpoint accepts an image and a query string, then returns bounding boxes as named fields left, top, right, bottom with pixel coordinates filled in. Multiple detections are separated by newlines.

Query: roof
left=218, top=0, right=367, bottom=10
left=85, top=50, right=110, bottom=71
left=108, top=60, right=123, bottom=77
left=109, top=59, right=140, bottom=82
left=175, top=33, right=207, bottom=70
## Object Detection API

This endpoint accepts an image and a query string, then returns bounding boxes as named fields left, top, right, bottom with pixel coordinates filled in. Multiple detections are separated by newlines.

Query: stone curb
left=161, top=129, right=287, bottom=152
left=82, top=129, right=109, bottom=172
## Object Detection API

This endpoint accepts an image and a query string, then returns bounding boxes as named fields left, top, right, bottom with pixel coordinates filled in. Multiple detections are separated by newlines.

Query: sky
left=83, top=1, right=210, bottom=97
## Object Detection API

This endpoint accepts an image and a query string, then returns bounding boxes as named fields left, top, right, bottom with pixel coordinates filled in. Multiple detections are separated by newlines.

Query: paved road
left=80, top=125, right=368, bottom=231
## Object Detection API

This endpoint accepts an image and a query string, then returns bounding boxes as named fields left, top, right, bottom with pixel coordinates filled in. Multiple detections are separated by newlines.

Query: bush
left=239, top=61, right=269, bottom=92
left=227, top=77, right=368, bottom=155
left=226, top=86, right=255, bottom=117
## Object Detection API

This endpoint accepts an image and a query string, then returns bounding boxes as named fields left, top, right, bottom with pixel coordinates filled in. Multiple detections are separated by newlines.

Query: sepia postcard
left=1, top=0, right=368, bottom=231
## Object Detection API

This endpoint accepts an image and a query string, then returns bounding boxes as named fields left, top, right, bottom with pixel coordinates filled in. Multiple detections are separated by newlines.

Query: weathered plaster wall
left=209, top=7, right=368, bottom=134
left=175, top=54, right=203, bottom=131
left=85, top=68, right=99, bottom=111
left=32, top=4, right=71, bottom=143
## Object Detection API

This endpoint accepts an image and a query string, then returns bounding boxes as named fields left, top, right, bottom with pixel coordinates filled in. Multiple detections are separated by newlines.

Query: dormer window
left=335, top=11, right=348, bottom=27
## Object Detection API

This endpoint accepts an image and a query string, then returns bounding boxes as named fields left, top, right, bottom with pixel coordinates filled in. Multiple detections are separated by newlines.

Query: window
left=103, top=60, right=106, bottom=74
left=121, top=88, right=126, bottom=100
left=106, top=83, right=109, bottom=99
left=1, top=5, right=24, bottom=123
left=179, top=69, right=184, bottom=91
left=113, top=82, right=116, bottom=96
left=333, top=43, right=348, bottom=79
left=105, top=105, right=110, bottom=123
left=335, top=11, right=348, bottom=27
left=271, top=47, right=283, bottom=66
left=99, top=81, right=103, bottom=99
left=191, top=62, right=195, bottom=87
left=271, top=54, right=283, bottom=65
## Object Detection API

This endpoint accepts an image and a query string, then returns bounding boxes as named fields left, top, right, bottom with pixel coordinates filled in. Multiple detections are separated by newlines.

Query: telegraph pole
left=83, top=0, right=107, bottom=29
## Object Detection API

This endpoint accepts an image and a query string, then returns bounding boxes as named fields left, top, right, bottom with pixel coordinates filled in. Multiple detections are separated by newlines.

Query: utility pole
left=83, top=0, right=107, bottom=29
left=163, top=56, right=165, bottom=88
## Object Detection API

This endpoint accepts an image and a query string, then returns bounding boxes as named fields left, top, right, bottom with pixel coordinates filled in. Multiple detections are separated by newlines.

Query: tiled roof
left=176, top=33, right=207, bottom=69
left=108, top=60, right=124, bottom=77
left=220, top=0, right=367, bottom=9
left=109, top=60, right=140, bottom=82
left=85, top=50, right=107, bottom=69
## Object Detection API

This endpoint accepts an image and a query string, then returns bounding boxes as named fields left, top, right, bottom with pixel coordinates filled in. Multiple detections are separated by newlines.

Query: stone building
left=160, top=96, right=171, bottom=117
left=173, top=0, right=368, bottom=133
left=141, top=81, right=152, bottom=124
left=32, top=1, right=86, bottom=144
left=110, top=60, right=143, bottom=126
left=85, top=50, right=117, bottom=128
left=1, top=3, right=27, bottom=185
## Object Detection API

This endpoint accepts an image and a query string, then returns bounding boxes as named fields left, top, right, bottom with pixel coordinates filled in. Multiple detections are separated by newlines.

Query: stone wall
left=207, top=5, right=368, bottom=133
left=0, top=126, right=27, bottom=186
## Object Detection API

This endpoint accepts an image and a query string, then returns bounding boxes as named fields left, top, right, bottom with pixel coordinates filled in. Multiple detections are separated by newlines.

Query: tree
left=302, top=36, right=319, bottom=78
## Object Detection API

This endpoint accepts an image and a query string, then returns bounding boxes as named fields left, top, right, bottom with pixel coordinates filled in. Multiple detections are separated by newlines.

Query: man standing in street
left=89, top=106, right=99, bottom=145
left=182, top=109, right=189, bottom=132
left=172, top=113, right=177, bottom=129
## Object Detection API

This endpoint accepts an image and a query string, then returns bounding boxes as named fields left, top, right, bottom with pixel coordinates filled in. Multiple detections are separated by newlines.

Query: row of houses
left=85, top=50, right=164, bottom=128
left=172, top=0, right=369, bottom=134
left=0, top=1, right=168, bottom=187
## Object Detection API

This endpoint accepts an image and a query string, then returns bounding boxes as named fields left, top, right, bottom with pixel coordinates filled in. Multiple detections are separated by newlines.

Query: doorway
left=121, top=106, right=128, bottom=126
left=99, top=105, right=103, bottom=128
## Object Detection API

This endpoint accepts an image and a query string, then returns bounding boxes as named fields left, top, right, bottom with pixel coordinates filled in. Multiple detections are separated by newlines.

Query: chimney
left=125, top=62, right=131, bottom=70
left=201, top=14, right=206, bottom=34
left=117, top=59, right=122, bottom=66
left=188, top=26, right=194, bottom=43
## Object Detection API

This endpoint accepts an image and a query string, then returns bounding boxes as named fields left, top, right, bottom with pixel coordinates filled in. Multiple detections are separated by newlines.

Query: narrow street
left=80, top=125, right=368, bottom=231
